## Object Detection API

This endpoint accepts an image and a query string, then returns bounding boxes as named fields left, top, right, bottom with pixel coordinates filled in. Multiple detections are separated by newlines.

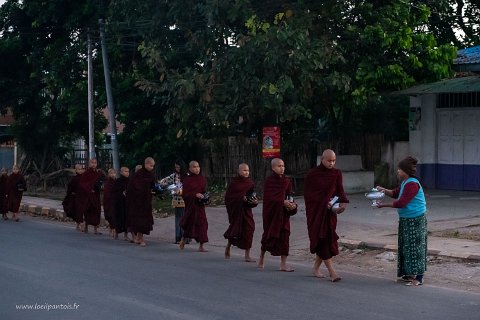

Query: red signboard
left=262, top=126, right=281, bottom=158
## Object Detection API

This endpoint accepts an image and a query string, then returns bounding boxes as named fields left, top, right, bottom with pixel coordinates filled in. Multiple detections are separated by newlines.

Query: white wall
left=408, top=94, right=437, bottom=164
left=420, top=94, right=437, bottom=164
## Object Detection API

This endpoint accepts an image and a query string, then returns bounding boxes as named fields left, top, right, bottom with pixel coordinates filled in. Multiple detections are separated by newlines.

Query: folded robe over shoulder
left=113, top=176, right=129, bottom=234
left=0, top=174, right=8, bottom=214
left=78, top=168, right=104, bottom=226
left=260, top=173, right=296, bottom=256
left=7, top=172, right=26, bottom=212
left=62, top=174, right=82, bottom=221
left=126, top=168, right=155, bottom=235
left=223, top=176, right=257, bottom=250
left=103, top=177, right=116, bottom=227
left=304, top=163, right=349, bottom=259
left=180, top=172, right=208, bottom=243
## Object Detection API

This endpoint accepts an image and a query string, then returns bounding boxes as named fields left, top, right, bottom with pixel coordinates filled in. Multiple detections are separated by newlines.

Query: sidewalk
left=19, top=190, right=480, bottom=261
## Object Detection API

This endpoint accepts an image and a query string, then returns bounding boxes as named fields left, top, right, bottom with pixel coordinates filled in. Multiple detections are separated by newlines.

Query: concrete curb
left=20, top=203, right=108, bottom=226
left=339, top=239, right=480, bottom=262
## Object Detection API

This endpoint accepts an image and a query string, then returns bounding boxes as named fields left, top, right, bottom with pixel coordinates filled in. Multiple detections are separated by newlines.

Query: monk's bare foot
left=280, top=267, right=295, bottom=272
left=224, top=247, right=230, bottom=259
left=179, top=240, right=185, bottom=250
left=313, top=269, right=326, bottom=278
left=133, top=235, right=140, bottom=244
left=244, top=257, right=256, bottom=263
left=330, top=272, right=342, bottom=282
left=139, top=241, right=146, bottom=247
left=198, top=246, right=208, bottom=252
left=257, top=261, right=265, bottom=269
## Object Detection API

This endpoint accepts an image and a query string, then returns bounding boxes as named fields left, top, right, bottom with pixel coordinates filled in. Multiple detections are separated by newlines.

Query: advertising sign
left=262, top=126, right=281, bottom=158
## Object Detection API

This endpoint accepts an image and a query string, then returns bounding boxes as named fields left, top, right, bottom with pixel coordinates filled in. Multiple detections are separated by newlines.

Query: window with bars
left=437, top=92, right=480, bottom=108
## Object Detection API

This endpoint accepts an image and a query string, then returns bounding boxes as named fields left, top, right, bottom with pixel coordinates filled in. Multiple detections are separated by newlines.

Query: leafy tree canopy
left=0, top=0, right=477, bottom=176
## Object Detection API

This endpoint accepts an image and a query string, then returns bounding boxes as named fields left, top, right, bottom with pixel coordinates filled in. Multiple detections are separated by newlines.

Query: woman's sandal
left=405, top=279, right=423, bottom=286
left=399, top=275, right=415, bottom=282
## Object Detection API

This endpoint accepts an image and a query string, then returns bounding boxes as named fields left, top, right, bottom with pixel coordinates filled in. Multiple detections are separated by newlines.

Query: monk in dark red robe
left=0, top=168, right=9, bottom=220
left=77, top=158, right=105, bottom=234
left=258, top=158, right=297, bottom=272
left=103, top=168, right=116, bottom=238
left=7, top=165, right=26, bottom=222
left=179, top=161, right=208, bottom=252
left=126, top=157, right=155, bottom=246
left=113, top=167, right=130, bottom=240
left=62, top=164, right=84, bottom=230
left=224, top=163, right=257, bottom=262
left=304, top=149, right=348, bottom=282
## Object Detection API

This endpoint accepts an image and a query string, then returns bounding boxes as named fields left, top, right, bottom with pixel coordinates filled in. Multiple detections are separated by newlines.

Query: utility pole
left=87, top=32, right=95, bottom=160
left=99, top=19, right=120, bottom=174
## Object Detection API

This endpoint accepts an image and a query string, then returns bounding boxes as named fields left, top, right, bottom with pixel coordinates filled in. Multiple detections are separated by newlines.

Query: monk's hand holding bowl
left=284, top=200, right=296, bottom=211
left=334, top=203, right=347, bottom=214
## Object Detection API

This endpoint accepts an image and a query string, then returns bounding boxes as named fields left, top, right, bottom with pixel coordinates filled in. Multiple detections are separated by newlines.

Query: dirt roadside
left=290, top=246, right=480, bottom=293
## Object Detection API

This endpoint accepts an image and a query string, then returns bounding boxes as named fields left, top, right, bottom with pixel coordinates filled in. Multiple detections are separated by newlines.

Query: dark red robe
left=62, top=174, right=82, bottom=222
left=126, top=168, right=155, bottom=234
left=260, top=173, right=297, bottom=256
left=179, top=172, right=208, bottom=243
left=223, top=176, right=256, bottom=249
left=113, top=176, right=129, bottom=234
left=7, top=172, right=26, bottom=213
left=103, top=177, right=115, bottom=227
left=304, top=163, right=349, bottom=259
left=0, top=174, right=8, bottom=214
left=78, top=168, right=104, bottom=226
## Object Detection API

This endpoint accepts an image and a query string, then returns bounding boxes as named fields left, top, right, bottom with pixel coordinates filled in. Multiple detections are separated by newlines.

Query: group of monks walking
left=63, top=157, right=156, bottom=246
left=0, top=165, right=27, bottom=222
left=61, top=149, right=348, bottom=282
left=222, top=150, right=348, bottom=281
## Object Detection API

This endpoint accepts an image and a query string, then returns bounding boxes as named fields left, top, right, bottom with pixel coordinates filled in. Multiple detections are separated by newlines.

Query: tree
left=0, top=0, right=108, bottom=189
left=0, top=0, right=469, bottom=186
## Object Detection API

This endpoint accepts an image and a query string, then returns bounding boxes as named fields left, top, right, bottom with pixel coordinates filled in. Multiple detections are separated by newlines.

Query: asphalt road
left=1, top=217, right=479, bottom=320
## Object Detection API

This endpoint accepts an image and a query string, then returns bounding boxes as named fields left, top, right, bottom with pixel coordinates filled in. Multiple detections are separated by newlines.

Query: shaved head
left=108, top=168, right=116, bottom=178
left=238, top=163, right=250, bottom=178
left=144, top=157, right=155, bottom=172
left=189, top=161, right=201, bottom=175
left=189, top=161, right=199, bottom=168
left=88, top=158, right=97, bottom=169
left=145, top=157, right=155, bottom=165
left=322, top=149, right=335, bottom=158
left=271, top=158, right=285, bottom=175
left=321, top=149, right=336, bottom=169
left=271, top=158, right=283, bottom=168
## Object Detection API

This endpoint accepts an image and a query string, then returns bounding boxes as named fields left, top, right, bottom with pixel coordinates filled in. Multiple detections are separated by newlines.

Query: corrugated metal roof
left=395, top=76, right=480, bottom=95
left=455, top=46, right=480, bottom=65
